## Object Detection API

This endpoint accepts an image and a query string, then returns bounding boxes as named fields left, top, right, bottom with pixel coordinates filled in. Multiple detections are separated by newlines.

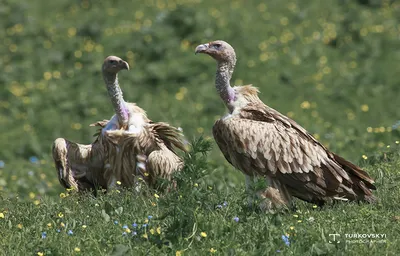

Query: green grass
left=1, top=0, right=400, bottom=255
left=1, top=139, right=400, bottom=255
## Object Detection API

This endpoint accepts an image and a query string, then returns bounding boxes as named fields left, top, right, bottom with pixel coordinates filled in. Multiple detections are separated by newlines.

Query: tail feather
left=333, top=153, right=376, bottom=190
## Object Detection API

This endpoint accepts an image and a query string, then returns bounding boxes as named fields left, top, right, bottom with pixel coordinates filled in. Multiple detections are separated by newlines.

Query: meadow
left=1, top=0, right=400, bottom=255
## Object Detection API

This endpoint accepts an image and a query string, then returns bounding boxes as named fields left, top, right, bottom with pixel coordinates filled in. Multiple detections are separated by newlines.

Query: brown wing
left=52, top=137, right=107, bottom=191
left=147, top=144, right=184, bottom=181
left=100, top=122, right=185, bottom=188
left=148, top=122, right=187, bottom=153
left=213, top=103, right=376, bottom=203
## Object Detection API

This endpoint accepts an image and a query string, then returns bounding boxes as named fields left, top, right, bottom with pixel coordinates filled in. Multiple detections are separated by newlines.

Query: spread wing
left=213, top=103, right=376, bottom=203
left=100, top=121, right=185, bottom=188
left=52, top=137, right=107, bottom=191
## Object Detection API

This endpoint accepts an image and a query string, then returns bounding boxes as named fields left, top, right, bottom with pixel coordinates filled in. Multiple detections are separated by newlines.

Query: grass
left=1, top=139, right=400, bottom=255
left=1, top=0, right=400, bottom=255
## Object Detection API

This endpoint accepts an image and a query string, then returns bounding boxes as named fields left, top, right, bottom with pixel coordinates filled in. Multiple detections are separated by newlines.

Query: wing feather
left=212, top=102, right=376, bottom=203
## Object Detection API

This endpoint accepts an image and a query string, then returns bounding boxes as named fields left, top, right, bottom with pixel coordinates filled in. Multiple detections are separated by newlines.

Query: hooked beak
left=195, top=43, right=209, bottom=55
left=121, top=61, right=130, bottom=70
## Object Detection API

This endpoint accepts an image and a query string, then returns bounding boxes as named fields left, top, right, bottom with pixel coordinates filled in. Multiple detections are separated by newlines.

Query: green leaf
left=101, top=209, right=110, bottom=222
left=109, top=244, right=130, bottom=256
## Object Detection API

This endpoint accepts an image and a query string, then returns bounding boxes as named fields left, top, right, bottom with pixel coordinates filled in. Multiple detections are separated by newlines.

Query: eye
left=213, top=43, right=222, bottom=49
left=110, top=60, right=116, bottom=64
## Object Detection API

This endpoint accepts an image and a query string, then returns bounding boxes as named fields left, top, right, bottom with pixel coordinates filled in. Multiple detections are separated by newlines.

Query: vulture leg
left=245, top=175, right=257, bottom=208
left=257, top=178, right=292, bottom=212
left=134, top=154, right=148, bottom=192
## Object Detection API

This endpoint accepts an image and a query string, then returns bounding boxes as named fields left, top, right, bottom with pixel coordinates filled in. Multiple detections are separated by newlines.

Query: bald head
left=195, top=40, right=236, bottom=63
left=102, top=56, right=129, bottom=74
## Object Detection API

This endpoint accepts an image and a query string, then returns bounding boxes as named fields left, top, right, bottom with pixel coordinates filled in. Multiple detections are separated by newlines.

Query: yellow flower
left=194, top=183, right=198, bottom=187
left=37, top=252, right=44, bottom=256
left=34, top=200, right=40, bottom=205
left=200, top=232, right=207, bottom=238
left=17, top=224, right=23, bottom=229
left=362, top=155, right=368, bottom=160
left=361, top=104, right=369, bottom=112
left=210, top=248, right=217, bottom=253
left=142, top=233, right=148, bottom=239
left=293, top=214, right=298, bottom=218
left=154, top=193, right=160, bottom=199
left=116, top=181, right=121, bottom=185
left=125, top=228, right=131, bottom=233
left=59, top=193, right=67, bottom=198
left=29, top=192, right=35, bottom=199
left=58, top=212, right=64, bottom=218
left=290, top=226, right=294, bottom=230
left=47, top=223, right=52, bottom=228
left=74, top=247, right=81, bottom=252
left=0, top=213, right=4, bottom=218
left=144, top=172, right=149, bottom=177
left=156, top=226, right=161, bottom=234
left=60, top=222, right=65, bottom=227
left=312, top=205, right=317, bottom=209
left=297, top=220, right=302, bottom=223
left=300, top=101, right=310, bottom=109
left=176, top=251, right=183, bottom=256
left=150, top=228, right=155, bottom=235
left=144, top=219, right=149, bottom=224
left=82, top=225, right=87, bottom=229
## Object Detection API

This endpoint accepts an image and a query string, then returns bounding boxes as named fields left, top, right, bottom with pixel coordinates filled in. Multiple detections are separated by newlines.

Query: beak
left=195, top=43, right=209, bottom=55
left=121, top=61, right=129, bottom=70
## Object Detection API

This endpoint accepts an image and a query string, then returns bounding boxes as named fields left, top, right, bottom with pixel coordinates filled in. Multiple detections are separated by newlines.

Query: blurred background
left=0, top=0, right=399, bottom=201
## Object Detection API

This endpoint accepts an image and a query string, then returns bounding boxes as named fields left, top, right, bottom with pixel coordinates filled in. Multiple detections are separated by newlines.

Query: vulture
left=195, top=40, right=376, bottom=211
left=52, top=56, right=185, bottom=192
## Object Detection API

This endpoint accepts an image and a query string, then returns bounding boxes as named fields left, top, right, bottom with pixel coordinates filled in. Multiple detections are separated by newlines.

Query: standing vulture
left=53, top=56, right=185, bottom=192
left=195, top=40, right=376, bottom=211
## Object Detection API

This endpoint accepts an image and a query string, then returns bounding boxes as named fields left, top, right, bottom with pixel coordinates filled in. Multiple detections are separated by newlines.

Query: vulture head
left=195, top=40, right=236, bottom=64
left=102, top=56, right=130, bottom=74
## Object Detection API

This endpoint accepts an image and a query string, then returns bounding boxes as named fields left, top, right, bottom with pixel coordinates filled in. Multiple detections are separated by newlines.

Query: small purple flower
left=41, top=232, right=47, bottom=239
left=142, top=224, right=148, bottom=228
left=0, top=160, right=5, bottom=168
left=281, top=235, right=290, bottom=246
left=132, top=223, right=138, bottom=228
left=114, top=220, right=119, bottom=225
left=233, top=217, right=239, bottom=222
left=223, top=201, right=228, bottom=207
left=67, top=230, right=73, bottom=235
left=29, top=156, right=39, bottom=164
left=56, top=229, right=61, bottom=233
left=28, top=171, right=34, bottom=176
left=216, top=205, right=222, bottom=209
left=122, top=225, right=128, bottom=229
left=132, top=231, right=137, bottom=236
left=122, top=232, right=127, bottom=236
left=147, top=215, right=153, bottom=220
